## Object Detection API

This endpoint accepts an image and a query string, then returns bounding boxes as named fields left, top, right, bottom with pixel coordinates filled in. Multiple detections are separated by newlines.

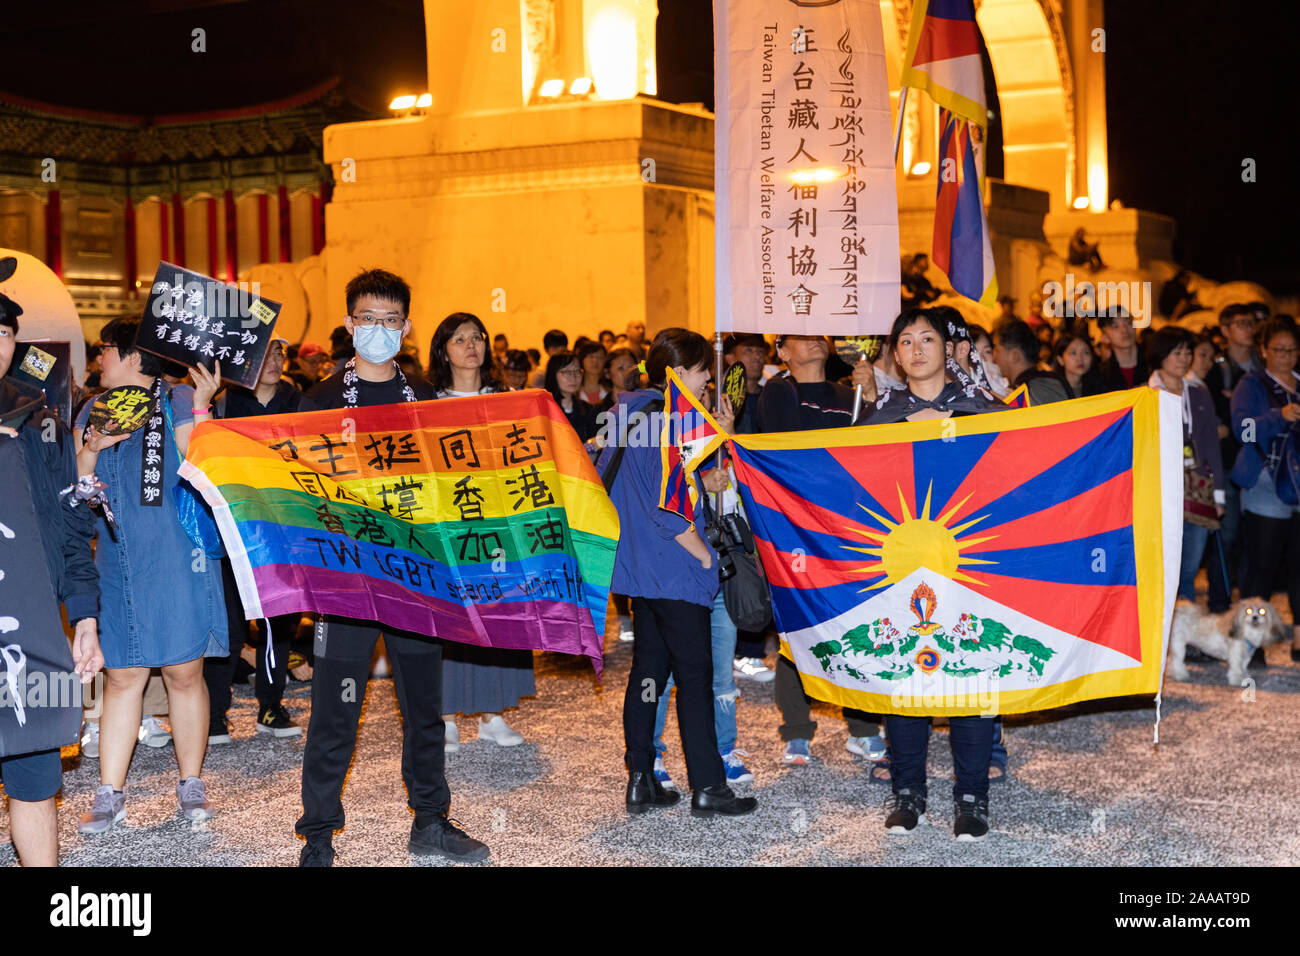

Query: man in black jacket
left=993, top=319, right=1071, bottom=405
left=293, top=269, right=487, bottom=867
left=0, top=293, right=103, bottom=865
left=757, top=335, right=885, bottom=769
left=1094, top=308, right=1148, bottom=391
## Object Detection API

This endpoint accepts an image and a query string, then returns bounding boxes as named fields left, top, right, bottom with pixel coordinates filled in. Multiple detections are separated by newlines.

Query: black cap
left=0, top=291, right=22, bottom=331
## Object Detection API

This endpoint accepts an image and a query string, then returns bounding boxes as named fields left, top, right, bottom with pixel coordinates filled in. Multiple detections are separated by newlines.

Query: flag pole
left=851, top=85, right=910, bottom=425
left=893, top=86, right=909, bottom=163
left=714, top=330, right=725, bottom=469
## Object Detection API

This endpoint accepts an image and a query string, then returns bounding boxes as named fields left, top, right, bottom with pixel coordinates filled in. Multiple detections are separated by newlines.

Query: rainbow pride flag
left=179, top=391, right=618, bottom=669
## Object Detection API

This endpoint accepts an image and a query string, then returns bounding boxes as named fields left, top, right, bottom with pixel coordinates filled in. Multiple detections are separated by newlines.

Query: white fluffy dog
left=1169, top=599, right=1290, bottom=686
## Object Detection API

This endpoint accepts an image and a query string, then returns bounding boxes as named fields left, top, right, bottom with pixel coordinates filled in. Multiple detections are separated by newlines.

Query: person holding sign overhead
left=72, top=316, right=228, bottom=837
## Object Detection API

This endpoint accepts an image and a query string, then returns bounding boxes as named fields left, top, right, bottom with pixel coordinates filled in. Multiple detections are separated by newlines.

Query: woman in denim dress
left=72, top=317, right=227, bottom=834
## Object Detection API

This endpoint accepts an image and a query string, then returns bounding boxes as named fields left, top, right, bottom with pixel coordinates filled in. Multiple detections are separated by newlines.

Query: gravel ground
left=3, top=603, right=1298, bottom=867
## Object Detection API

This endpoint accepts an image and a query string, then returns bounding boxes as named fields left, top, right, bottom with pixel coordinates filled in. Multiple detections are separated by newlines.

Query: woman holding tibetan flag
left=605, top=328, right=756, bottom=818
left=71, top=316, right=228, bottom=836
left=862, top=308, right=1004, bottom=842
left=427, top=312, right=537, bottom=750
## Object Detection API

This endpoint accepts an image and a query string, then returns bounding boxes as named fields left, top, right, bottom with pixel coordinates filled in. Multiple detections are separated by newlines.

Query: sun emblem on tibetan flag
left=842, top=483, right=996, bottom=590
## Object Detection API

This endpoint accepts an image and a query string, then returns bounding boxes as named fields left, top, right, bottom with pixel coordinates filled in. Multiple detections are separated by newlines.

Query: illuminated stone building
left=3, top=1, right=1242, bottom=349
left=316, top=0, right=1185, bottom=348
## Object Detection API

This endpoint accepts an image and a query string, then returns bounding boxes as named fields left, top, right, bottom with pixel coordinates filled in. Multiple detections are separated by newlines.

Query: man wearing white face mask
left=295, top=270, right=490, bottom=866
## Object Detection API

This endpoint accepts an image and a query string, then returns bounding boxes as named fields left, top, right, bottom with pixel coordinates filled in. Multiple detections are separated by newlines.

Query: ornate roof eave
left=0, top=77, right=374, bottom=166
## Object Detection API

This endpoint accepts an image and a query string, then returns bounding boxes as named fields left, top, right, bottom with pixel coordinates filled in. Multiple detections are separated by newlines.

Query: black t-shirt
left=756, top=373, right=855, bottom=432
left=219, top=379, right=302, bottom=418
left=299, top=366, right=435, bottom=411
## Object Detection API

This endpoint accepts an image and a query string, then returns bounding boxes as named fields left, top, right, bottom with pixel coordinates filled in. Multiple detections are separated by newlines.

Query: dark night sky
left=1, top=0, right=1293, bottom=291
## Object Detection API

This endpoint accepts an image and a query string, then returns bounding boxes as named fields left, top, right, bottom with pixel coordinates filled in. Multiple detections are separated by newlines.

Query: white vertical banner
left=714, top=0, right=900, bottom=335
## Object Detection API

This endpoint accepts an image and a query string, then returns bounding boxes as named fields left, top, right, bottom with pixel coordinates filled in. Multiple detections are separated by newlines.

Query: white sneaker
left=444, top=717, right=460, bottom=754
left=80, top=720, right=100, bottom=759
left=846, top=734, right=887, bottom=761
left=733, top=657, right=775, bottom=683
left=617, top=617, right=635, bottom=642
left=371, top=654, right=390, bottom=678
left=139, top=716, right=172, bottom=748
left=478, top=714, right=524, bottom=747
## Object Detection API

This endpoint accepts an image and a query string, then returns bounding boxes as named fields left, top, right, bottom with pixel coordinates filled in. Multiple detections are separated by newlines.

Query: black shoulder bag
left=700, top=484, right=772, bottom=632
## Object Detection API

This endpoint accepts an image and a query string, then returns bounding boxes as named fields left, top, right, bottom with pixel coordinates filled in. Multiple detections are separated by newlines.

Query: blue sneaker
left=653, top=756, right=676, bottom=790
left=721, top=749, right=754, bottom=784
left=847, top=734, right=888, bottom=761
left=782, top=738, right=812, bottom=766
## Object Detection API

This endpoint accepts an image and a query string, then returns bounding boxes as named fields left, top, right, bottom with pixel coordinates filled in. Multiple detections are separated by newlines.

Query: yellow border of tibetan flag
left=738, top=388, right=1177, bottom=715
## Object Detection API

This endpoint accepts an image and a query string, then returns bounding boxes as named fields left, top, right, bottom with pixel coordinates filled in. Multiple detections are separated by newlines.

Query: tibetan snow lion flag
left=725, top=388, right=1183, bottom=716
left=659, top=367, right=726, bottom=522
left=901, top=0, right=998, bottom=306
left=179, top=391, right=619, bottom=670
left=1003, top=384, right=1031, bottom=408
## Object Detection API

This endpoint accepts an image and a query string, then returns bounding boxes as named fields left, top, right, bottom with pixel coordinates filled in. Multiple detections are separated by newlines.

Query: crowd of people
left=1, top=264, right=1297, bottom=864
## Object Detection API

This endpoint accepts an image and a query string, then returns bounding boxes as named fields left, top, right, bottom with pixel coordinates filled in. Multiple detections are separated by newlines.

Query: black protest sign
left=834, top=335, right=883, bottom=365
left=0, top=437, right=82, bottom=758
left=11, top=341, right=72, bottom=426
left=136, top=261, right=282, bottom=389
left=723, top=361, right=748, bottom=418
left=86, top=385, right=154, bottom=436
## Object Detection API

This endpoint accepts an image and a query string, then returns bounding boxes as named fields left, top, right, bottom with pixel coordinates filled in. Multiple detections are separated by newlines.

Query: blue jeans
left=1179, top=520, right=1210, bottom=602
left=885, top=713, right=996, bottom=802
left=654, top=590, right=739, bottom=757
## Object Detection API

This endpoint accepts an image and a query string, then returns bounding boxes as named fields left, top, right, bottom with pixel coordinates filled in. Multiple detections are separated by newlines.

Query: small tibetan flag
left=658, top=367, right=727, bottom=522
left=1004, top=384, right=1032, bottom=408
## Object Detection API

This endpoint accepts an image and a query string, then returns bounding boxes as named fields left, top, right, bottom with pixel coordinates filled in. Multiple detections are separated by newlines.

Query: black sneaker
left=257, top=704, right=302, bottom=738
left=408, top=816, right=490, bottom=862
left=953, top=793, right=990, bottom=842
left=208, top=718, right=232, bottom=746
left=884, top=788, right=927, bottom=834
left=299, top=840, right=335, bottom=867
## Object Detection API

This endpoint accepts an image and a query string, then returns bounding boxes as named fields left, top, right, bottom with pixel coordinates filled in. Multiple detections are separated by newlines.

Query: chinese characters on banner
left=714, top=0, right=900, bottom=335
left=135, top=262, right=282, bottom=389
left=179, top=392, right=619, bottom=670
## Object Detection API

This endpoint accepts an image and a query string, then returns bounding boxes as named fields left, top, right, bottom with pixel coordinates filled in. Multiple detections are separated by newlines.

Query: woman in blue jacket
left=1230, top=318, right=1300, bottom=661
left=606, top=328, right=756, bottom=818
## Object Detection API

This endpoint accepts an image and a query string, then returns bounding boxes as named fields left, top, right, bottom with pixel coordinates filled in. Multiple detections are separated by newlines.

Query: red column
left=123, top=195, right=136, bottom=296
left=172, top=193, right=186, bottom=268
left=206, top=196, right=218, bottom=280
left=312, top=179, right=330, bottom=255
left=159, top=199, right=171, bottom=264
left=256, top=192, right=269, bottom=264
left=277, top=185, right=291, bottom=262
left=45, top=189, right=62, bottom=279
left=224, top=189, right=237, bottom=282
